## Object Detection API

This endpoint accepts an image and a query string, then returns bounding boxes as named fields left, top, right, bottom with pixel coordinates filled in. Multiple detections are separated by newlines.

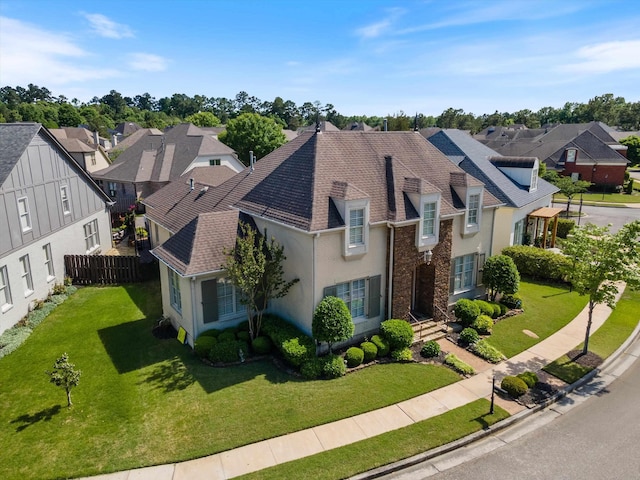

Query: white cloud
left=354, top=7, right=406, bottom=39
left=127, top=53, right=169, bottom=72
left=560, top=40, right=640, bottom=74
left=0, top=17, right=120, bottom=86
left=81, top=13, right=134, bottom=39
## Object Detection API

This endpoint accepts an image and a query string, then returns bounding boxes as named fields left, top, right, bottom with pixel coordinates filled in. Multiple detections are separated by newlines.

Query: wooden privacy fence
left=64, top=255, right=141, bottom=285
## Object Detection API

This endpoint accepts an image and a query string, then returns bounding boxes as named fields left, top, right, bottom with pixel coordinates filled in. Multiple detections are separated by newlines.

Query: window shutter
left=367, top=275, right=381, bottom=318
left=476, top=253, right=485, bottom=286
left=323, top=285, right=337, bottom=298
left=202, top=279, right=219, bottom=324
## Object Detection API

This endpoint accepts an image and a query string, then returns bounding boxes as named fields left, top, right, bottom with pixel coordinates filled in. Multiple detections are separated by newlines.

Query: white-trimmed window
left=566, top=149, right=577, bottom=163
left=60, top=186, right=70, bottom=215
left=89, top=152, right=96, bottom=166
left=530, top=168, right=538, bottom=192
left=336, top=278, right=366, bottom=318
left=451, top=254, right=475, bottom=293
left=468, top=194, right=480, bottom=226
left=19, top=255, right=33, bottom=296
left=168, top=269, right=182, bottom=313
left=43, top=243, right=55, bottom=280
left=83, top=219, right=100, bottom=252
left=18, top=197, right=31, bottom=232
left=209, top=158, right=221, bottom=166
left=216, top=278, right=246, bottom=319
left=423, top=202, right=436, bottom=236
left=323, top=275, right=381, bottom=321
left=0, top=265, right=12, bottom=311
left=513, top=218, right=526, bottom=245
left=349, top=208, right=364, bottom=246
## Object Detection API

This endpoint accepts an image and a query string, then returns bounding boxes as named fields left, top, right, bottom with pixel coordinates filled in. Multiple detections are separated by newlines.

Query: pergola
left=527, top=207, right=564, bottom=248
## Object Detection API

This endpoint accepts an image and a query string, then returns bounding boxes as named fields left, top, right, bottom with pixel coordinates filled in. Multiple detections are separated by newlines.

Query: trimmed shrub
left=322, top=354, right=347, bottom=378
left=380, top=319, right=414, bottom=350
left=502, top=245, right=571, bottom=282
left=371, top=335, right=390, bottom=357
left=470, top=339, right=506, bottom=363
left=497, top=302, right=509, bottom=316
left=444, top=353, right=475, bottom=375
left=556, top=218, right=575, bottom=239
left=474, top=300, right=494, bottom=318
left=262, top=314, right=315, bottom=368
left=501, top=293, right=523, bottom=310
left=194, top=336, right=217, bottom=359
left=472, top=315, right=494, bottom=335
left=420, top=340, right=441, bottom=358
left=459, top=327, right=479, bottom=345
left=218, top=330, right=237, bottom=343
left=236, top=320, right=250, bottom=332
left=312, top=296, right=354, bottom=352
left=360, top=341, right=378, bottom=362
left=345, top=347, right=364, bottom=368
left=282, top=338, right=314, bottom=367
left=501, top=375, right=528, bottom=398
left=454, top=299, right=480, bottom=327
left=251, top=336, right=273, bottom=355
left=300, top=357, right=324, bottom=380
left=391, top=347, right=413, bottom=362
left=236, top=330, right=251, bottom=343
left=198, top=329, right=221, bottom=338
left=487, top=302, right=502, bottom=318
left=209, top=340, right=241, bottom=363
left=517, top=371, right=539, bottom=388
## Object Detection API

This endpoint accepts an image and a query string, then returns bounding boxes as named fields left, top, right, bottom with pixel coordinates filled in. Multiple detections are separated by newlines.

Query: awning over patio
left=528, top=207, right=564, bottom=248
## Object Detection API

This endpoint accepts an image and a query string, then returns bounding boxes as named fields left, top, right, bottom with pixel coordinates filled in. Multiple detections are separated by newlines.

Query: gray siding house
left=0, top=123, right=113, bottom=334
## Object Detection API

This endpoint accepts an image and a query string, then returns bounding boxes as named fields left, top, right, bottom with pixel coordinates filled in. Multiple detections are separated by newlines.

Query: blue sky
left=1, top=0, right=639, bottom=117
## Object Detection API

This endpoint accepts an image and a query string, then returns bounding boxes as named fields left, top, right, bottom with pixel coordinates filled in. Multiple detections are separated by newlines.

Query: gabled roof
left=92, top=123, right=237, bottom=183
left=113, top=122, right=143, bottom=136
left=545, top=130, right=630, bottom=167
left=144, top=131, right=500, bottom=237
left=428, top=129, right=557, bottom=208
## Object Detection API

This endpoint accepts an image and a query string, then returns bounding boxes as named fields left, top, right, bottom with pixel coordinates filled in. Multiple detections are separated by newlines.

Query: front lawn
left=488, top=279, right=589, bottom=358
left=553, top=192, right=640, bottom=204
left=0, top=283, right=460, bottom=480
left=544, top=288, right=640, bottom=383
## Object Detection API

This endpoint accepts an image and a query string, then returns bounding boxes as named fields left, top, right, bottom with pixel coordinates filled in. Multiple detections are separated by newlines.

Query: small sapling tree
left=483, top=254, right=520, bottom=301
left=46, top=353, right=81, bottom=407
left=312, top=296, right=354, bottom=353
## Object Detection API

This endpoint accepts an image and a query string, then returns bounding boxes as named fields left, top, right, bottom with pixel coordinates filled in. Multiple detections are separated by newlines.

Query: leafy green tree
left=620, top=135, right=640, bottom=167
left=312, top=296, right=354, bottom=353
left=218, top=113, right=287, bottom=164
left=224, top=222, right=298, bottom=340
left=482, top=255, right=520, bottom=301
left=185, top=111, right=221, bottom=127
left=562, top=221, right=640, bottom=355
left=553, top=176, right=591, bottom=216
left=57, top=103, right=83, bottom=127
left=46, top=353, right=81, bottom=407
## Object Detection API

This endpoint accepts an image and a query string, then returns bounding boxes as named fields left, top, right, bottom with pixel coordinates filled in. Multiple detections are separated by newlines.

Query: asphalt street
left=551, top=201, right=639, bottom=233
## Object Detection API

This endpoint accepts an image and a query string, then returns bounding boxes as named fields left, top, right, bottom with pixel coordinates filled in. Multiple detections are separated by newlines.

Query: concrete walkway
left=84, top=287, right=627, bottom=480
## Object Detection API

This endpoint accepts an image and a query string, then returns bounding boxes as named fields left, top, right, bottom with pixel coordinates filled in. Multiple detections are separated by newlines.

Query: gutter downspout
left=313, top=232, right=320, bottom=355
left=489, top=207, right=497, bottom=257
left=387, top=223, right=394, bottom=319
left=191, top=277, right=198, bottom=346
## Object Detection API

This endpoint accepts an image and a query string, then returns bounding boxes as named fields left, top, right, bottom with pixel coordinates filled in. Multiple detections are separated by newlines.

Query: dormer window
left=344, top=200, right=369, bottom=256
left=530, top=167, right=538, bottom=192
left=468, top=194, right=480, bottom=226
left=422, top=203, right=436, bottom=236
left=415, top=192, right=441, bottom=248
left=349, top=208, right=365, bottom=246
left=566, top=149, right=577, bottom=163
left=462, top=187, right=483, bottom=237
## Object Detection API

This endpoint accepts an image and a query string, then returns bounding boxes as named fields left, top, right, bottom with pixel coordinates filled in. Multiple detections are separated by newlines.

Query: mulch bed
left=516, top=381, right=560, bottom=408
left=566, top=349, right=604, bottom=369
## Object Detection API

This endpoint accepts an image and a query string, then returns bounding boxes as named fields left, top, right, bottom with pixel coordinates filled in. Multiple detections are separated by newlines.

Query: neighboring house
left=427, top=129, right=558, bottom=253
left=91, top=123, right=245, bottom=212
left=0, top=123, right=113, bottom=334
left=343, top=122, right=373, bottom=131
left=476, top=122, right=629, bottom=188
left=49, top=127, right=111, bottom=173
left=143, top=130, right=501, bottom=347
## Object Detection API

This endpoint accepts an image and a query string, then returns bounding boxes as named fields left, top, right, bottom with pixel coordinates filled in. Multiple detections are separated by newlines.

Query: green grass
left=488, top=279, right=589, bottom=358
left=0, top=283, right=461, bottom=480
left=544, top=288, right=640, bottom=383
left=553, top=192, right=640, bottom=204
left=237, top=399, right=509, bottom=480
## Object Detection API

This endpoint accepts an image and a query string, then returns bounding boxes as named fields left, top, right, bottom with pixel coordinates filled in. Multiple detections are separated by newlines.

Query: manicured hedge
left=322, top=354, right=347, bottom=378
left=454, top=299, right=480, bottom=327
left=501, top=375, right=528, bottom=398
left=517, top=371, right=539, bottom=388
left=380, top=319, right=414, bottom=350
left=261, top=314, right=315, bottom=367
left=502, top=245, right=571, bottom=282
left=251, top=336, right=273, bottom=355
left=371, top=335, right=390, bottom=357
left=194, top=336, right=217, bottom=358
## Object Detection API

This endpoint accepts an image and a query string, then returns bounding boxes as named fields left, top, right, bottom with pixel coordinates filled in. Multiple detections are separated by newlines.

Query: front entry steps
left=408, top=313, right=448, bottom=342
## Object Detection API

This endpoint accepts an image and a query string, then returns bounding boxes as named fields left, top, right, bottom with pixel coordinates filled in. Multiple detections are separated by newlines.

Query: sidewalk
left=85, top=288, right=629, bottom=480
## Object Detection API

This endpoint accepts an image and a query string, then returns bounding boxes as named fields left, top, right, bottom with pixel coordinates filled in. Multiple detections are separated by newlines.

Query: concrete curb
left=350, top=319, right=640, bottom=480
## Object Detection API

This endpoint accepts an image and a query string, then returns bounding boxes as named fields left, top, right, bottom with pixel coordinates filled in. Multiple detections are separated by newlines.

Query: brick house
left=143, top=131, right=501, bottom=346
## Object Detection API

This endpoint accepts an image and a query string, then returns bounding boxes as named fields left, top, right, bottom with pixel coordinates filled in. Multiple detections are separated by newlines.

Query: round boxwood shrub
left=236, top=330, right=251, bottom=343
left=391, top=347, right=413, bottom=362
left=474, top=300, right=494, bottom=318
left=472, top=315, right=494, bottom=335
left=301, top=357, right=324, bottom=380
left=251, top=336, right=273, bottom=355
left=371, top=334, right=390, bottom=357
left=194, top=336, right=217, bottom=358
left=501, top=375, right=528, bottom=398
left=345, top=347, right=364, bottom=368
left=360, top=341, right=378, bottom=362
left=420, top=340, right=441, bottom=358
left=380, top=319, right=414, bottom=350
left=218, top=330, right=237, bottom=343
left=517, top=371, right=539, bottom=388
left=454, top=299, right=480, bottom=327
left=501, top=293, right=523, bottom=310
left=199, top=329, right=222, bottom=338
left=487, top=302, right=502, bottom=318
left=322, top=354, right=347, bottom=378
left=497, top=302, right=508, bottom=316
left=459, top=327, right=479, bottom=345
left=209, top=340, right=241, bottom=363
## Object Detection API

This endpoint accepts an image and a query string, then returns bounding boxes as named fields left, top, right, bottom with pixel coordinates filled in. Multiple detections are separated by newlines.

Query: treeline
left=1, top=84, right=639, bottom=137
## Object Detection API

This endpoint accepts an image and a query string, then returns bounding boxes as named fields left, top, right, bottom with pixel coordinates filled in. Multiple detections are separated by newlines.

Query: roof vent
left=189, top=178, right=194, bottom=191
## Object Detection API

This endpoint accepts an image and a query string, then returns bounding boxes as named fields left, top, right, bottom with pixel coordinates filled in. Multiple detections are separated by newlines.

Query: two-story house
left=427, top=129, right=559, bottom=252
left=0, top=123, right=113, bottom=334
left=49, top=127, right=111, bottom=174
left=143, top=130, right=501, bottom=346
